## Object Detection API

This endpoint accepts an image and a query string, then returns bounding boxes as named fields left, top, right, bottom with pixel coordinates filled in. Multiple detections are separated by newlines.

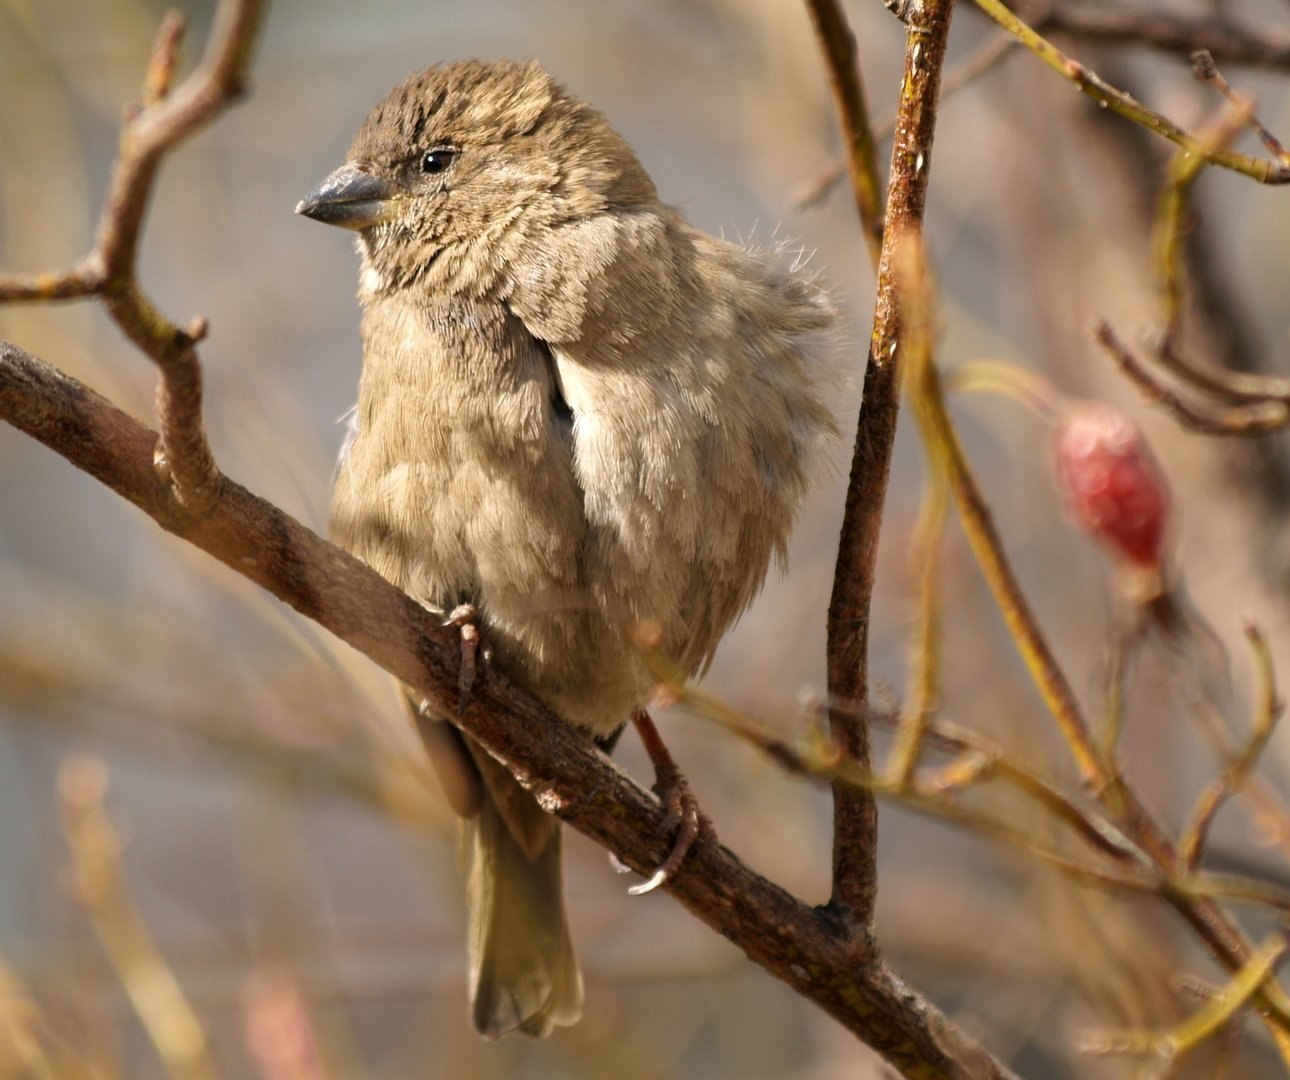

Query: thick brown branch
left=0, top=342, right=1015, bottom=1080
left=825, top=0, right=955, bottom=930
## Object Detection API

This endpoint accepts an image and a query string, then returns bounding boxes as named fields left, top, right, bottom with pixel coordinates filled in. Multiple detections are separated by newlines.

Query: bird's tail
left=463, top=748, right=583, bottom=1038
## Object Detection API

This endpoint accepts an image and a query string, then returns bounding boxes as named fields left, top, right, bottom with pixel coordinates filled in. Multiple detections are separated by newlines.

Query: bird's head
left=296, top=59, right=657, bottom=297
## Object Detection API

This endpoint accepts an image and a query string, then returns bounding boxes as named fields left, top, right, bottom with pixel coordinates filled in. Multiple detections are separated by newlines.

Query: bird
left=296, top=58, right=837, bottom=1038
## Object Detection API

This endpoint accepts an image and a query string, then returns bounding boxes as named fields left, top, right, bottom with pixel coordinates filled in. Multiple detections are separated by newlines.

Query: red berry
left=1054, top=404, right=1170, bottom=570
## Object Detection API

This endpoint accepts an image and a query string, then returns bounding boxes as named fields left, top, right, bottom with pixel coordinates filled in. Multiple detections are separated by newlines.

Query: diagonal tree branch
left=0, top=341, right=1014, bottom=1080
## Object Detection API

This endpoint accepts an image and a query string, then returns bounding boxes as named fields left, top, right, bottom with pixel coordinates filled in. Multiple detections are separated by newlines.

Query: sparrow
left=297, top=58, right=836, bottom=1037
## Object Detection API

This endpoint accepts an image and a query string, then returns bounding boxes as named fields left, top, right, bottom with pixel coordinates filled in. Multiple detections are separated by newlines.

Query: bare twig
left=901, top=265, right=1290, bottom=1043
left=1095, top=322, right=1290, bottom=434
left=0, top=0, right=268, bottom=509
left=1007, top=1, right=1290, bottom=72
left=1084, top=933, right=1289, bottom=1067
left=142, top=11, right=188, bottom=107
left=60, top=757, right=217, bottom=1080
left=1191, top=50, right=1290, bottom=162
left=970, top=0, right=1290, bottom=183
left=1180, top=624, right=1284, bottom=872
left=821, top=0, right=956, bottom=934
left=886, top=461, right=948, bottom=786
left=1154, top=98, right=1254, bottom=344
left=0, top=956, right=62, bottom=1078
left=803, top=0, right=884, bottom=266
left=903, top=249, right=1108, bottom=790
left=658, top=668, right=1154, bottom=879
left=796, top=31, right=1018, bottom=211
left=805, top=3, right=1290, bottom=211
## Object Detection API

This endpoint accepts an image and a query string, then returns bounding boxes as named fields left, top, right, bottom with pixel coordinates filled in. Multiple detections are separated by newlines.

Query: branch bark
left=825, top=0, right=956, bottom=930
left=0, top=342, right=1014, bottom=1079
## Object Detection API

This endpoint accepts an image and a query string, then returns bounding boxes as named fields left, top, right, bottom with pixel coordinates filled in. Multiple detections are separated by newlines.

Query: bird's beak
left=295, top=164, right=395, bottom=230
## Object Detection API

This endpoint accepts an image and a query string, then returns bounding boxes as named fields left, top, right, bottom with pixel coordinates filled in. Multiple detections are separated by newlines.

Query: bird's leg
left=626, top=709, right=705, bottom=896
left=442, top=603, right=487, bottom=715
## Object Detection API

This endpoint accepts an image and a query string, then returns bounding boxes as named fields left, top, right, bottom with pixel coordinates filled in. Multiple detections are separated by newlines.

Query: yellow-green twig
left=970, top=0, right=1290, bottom=183
left=898, top=238, right=1109, bottom=790
left=1085, top=932, right=1288, bottom=1064
left=59, top=758, right=216, bottom=1080
left=1180, top=624, right=1283, bottom=871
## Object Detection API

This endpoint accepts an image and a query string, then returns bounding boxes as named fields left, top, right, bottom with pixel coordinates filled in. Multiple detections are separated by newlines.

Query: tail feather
left=464, top=750, right=583, bottom=1038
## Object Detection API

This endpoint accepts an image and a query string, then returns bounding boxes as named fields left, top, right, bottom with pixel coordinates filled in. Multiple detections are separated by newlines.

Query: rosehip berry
left=1054, top=404, right=1170, bottom=571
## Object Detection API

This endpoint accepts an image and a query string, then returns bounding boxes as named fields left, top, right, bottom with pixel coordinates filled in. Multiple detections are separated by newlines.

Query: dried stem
left=886, top=461, right=948, bottom=787
left=903, top=257, right=1108, bottom=790
left=970, top=0, right=1290, bottom=183
left=901, top=254, right=1290, bottom=1046
left=1096, top=322, right=1290, bottom=434
left=1154, top=100, right=1252, bottom=343
left=822, top=0, right=955, bottom=933
left=1191, top=49, right=1290, bottom=162
left=1085, top=933, right=1289, bottom=1067
left=1179, top=624, right=1283, bottom=871
left=0, top=0, right=268, bottom=509
left=60, top=757, right=217, bottom=1080
left=796, top=31, right=1018, bottom=211
left=1007, top=1, right=1290, bottom=72
left=803, top=0, right=885, bottom=267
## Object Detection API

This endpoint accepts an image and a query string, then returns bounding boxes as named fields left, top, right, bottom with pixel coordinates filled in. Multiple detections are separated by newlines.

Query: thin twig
left=1191, top=50, right=1290, bottom=162
left=796, top=31, right=1018, bottom=211
left=886, top=462, right=948, bottom=786
left=0, top=956, right=62, bottom=1079
left=902, top=245, right=1108, bottom=790
left=60, top=758, right=217, bottom=1080
left=901, top=269, right=1290, bottom=1042
left=821, top=0, right=956, bottom=935
left=805, top=2, right=1290, bottom=211
left=1096, top=322, right=1290, bottom=434
left=1006, top=1, right=1290, bottom=72
left=661, top=666, right=1154, bottom=874
left=1180, top=624, right=1283, bottom=872
left=0, top=0, right=268, bottom=509
left=970, top=0, right=1290, bottom=183
left=142, top=11, right=188, bottom=107
left=1084, top=933, right=1289, bottom=1066
left=1154, top=98, right=1253, bottom=344
left=803, top=0, right=884, bottom=266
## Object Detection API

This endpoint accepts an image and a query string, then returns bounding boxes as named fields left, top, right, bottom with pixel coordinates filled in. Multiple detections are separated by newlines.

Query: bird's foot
left=442, top=603, right=486, bottom=715
left=626, top=710, right=707, bottom=896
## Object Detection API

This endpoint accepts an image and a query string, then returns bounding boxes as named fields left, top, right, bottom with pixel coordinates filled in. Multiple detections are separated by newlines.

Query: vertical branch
left=804, top=0, right=885, bottom=268
left=885, top=462, right=947, bottom=786
left=824, top=0, right=956, bottom=929
left=886, top=251, right=947, bottom=787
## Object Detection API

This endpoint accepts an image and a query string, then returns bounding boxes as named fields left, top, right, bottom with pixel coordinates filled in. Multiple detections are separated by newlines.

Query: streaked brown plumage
left=298, top=58, right=836, bottom=1038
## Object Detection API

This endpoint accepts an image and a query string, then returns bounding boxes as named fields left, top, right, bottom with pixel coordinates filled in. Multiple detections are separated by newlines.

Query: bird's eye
left=421, top=148, right=457, bottom=175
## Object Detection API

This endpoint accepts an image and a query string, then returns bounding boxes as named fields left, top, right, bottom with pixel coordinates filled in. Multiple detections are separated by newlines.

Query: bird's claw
left=628, top=761, right=704, bottom=896
left=442, top=603, right=484, bottom=715
left=624, top=710, right=707, bottom=896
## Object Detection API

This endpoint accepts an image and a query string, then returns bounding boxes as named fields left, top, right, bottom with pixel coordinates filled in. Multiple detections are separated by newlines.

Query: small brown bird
left=297, top=59, right=836, bottom=1038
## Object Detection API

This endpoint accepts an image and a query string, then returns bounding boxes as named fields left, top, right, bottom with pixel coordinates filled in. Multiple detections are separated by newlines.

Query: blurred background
left=4, top=0, right=1290, bottom=1075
